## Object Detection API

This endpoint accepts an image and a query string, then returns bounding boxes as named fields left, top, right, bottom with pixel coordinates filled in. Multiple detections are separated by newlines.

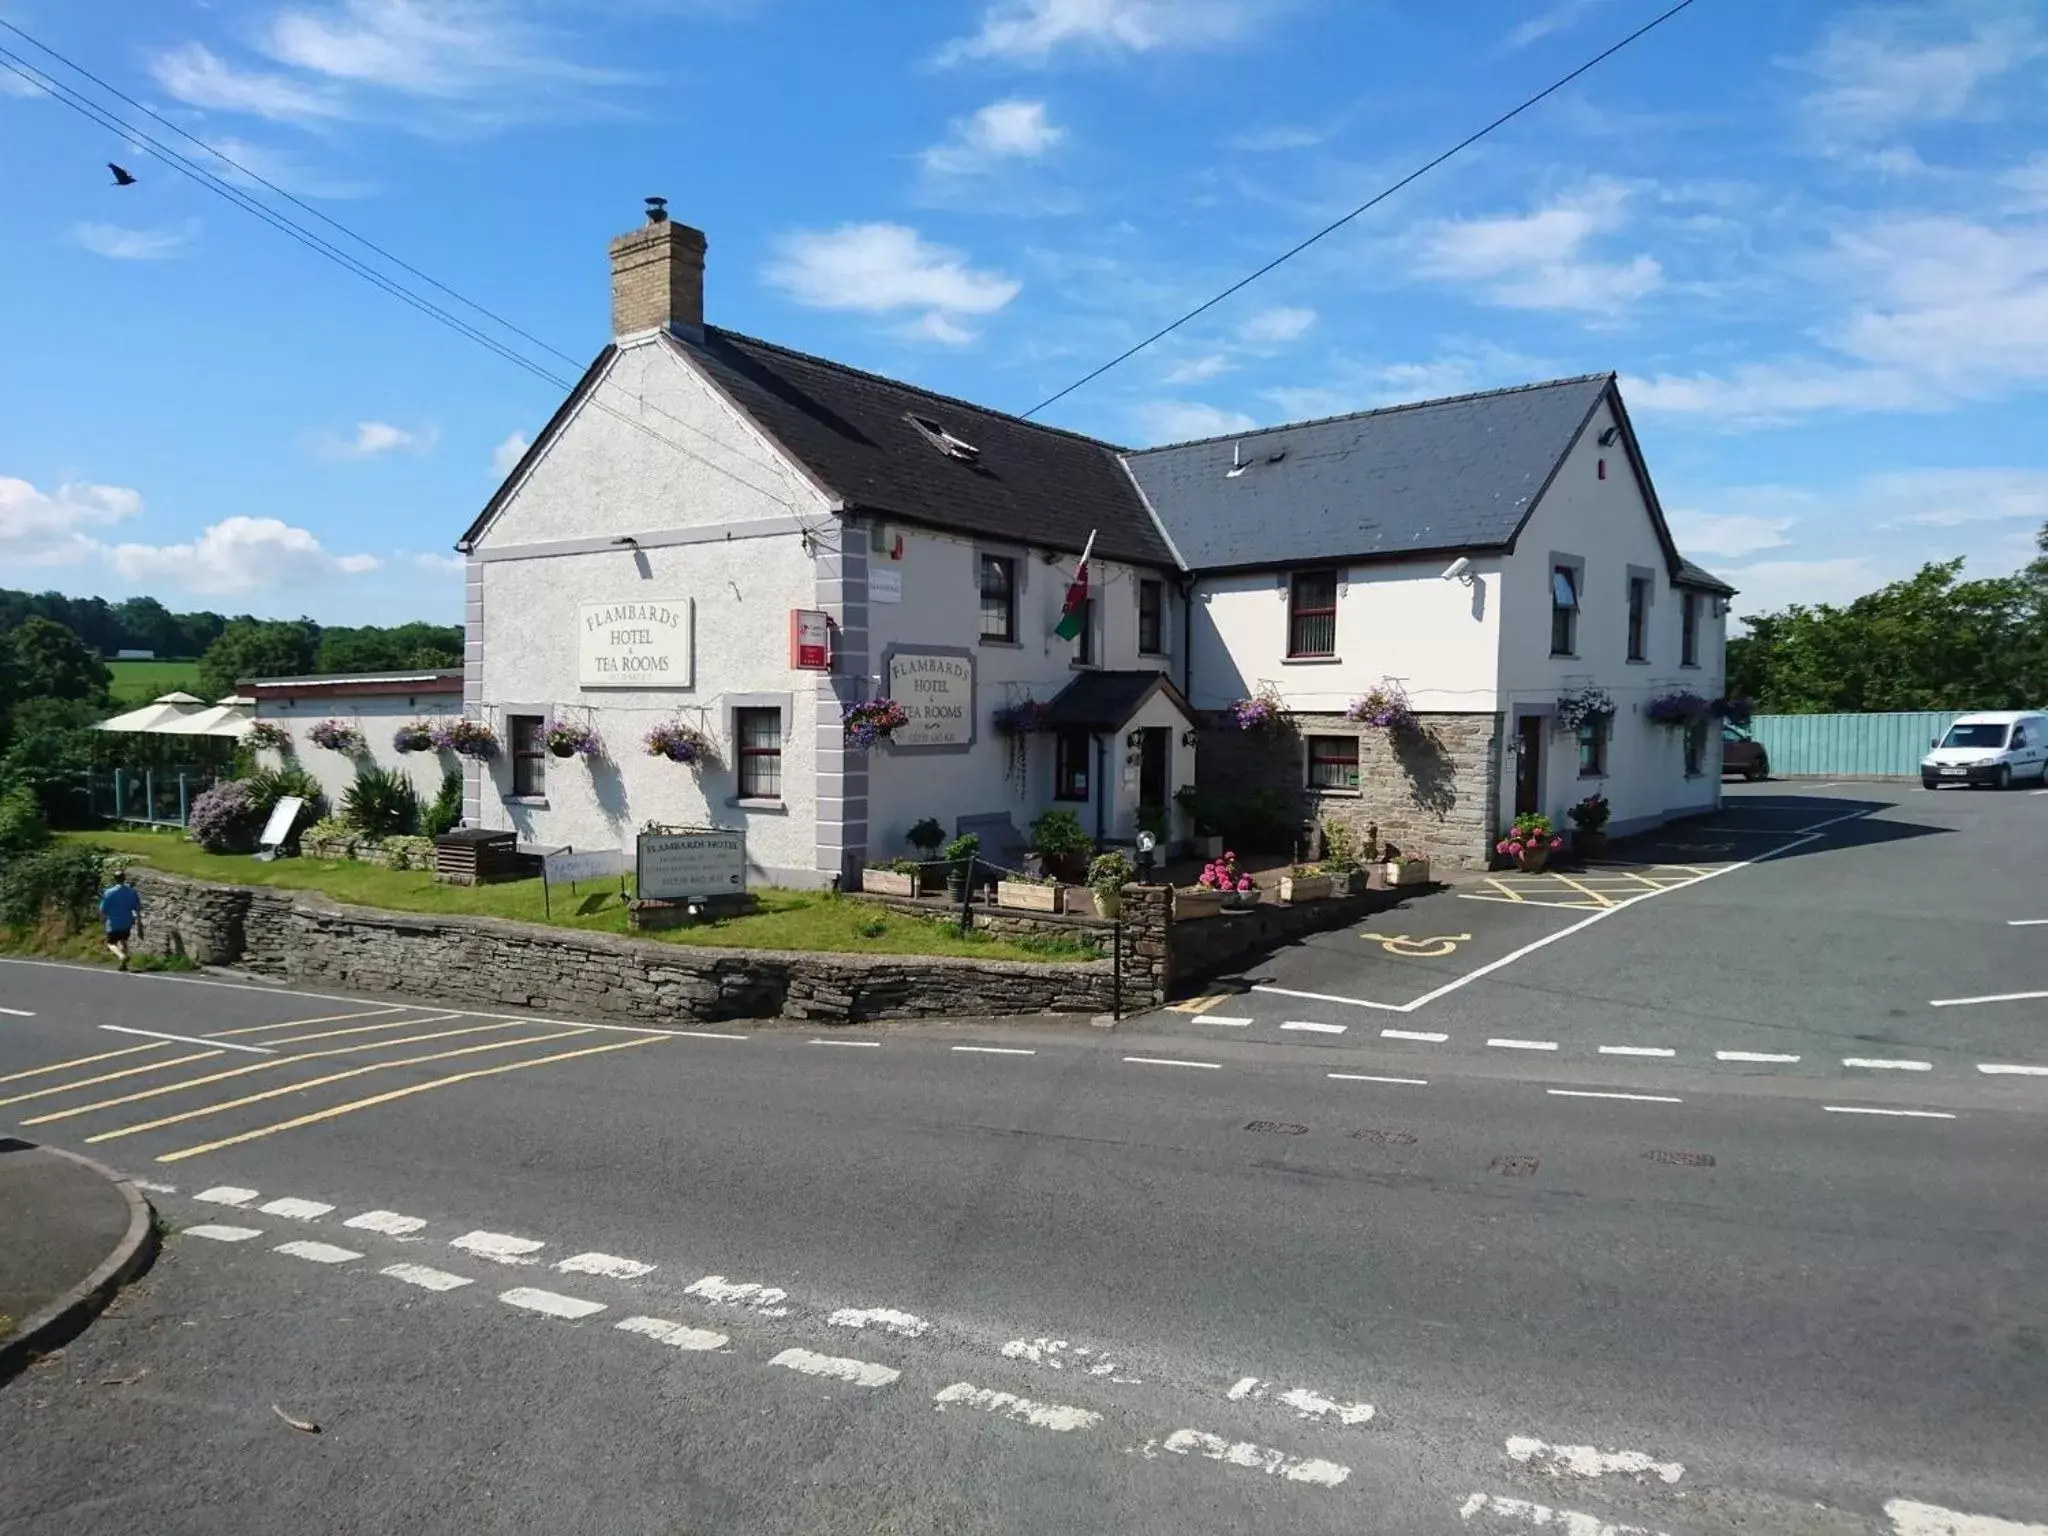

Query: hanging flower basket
left=1227, top=688, right=1284, bottom=733
left=1346, top=682, right=1415, bottom=731
left=991, top=699, right=1051, bottom=736
left=547, top=722, right=604, bottom=761
left=643, top=722, right=713, bottom=766
left=392, top=722, right=435, bottom=754
left=1644, top=690, right=1711, bottom=727
left=1555, top=686, right=1616, bottom=733
left=247, top=720, right=293, bottom=753
left=843, top=698, right=909, bottom=749
left=308, top=718, right=367, bottom=755
left=1712, top=697, right=1754, bottom=727
left=431, top=718, right=499, bottom=760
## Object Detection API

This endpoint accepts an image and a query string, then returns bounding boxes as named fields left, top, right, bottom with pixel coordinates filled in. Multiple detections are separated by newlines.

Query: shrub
left=0, top=784, right=50, bottom=859
left=421, top=770, right=463, bottom=839
left=905, top=817, right=946, bottom=857
left=341, top=767, right=420, bottom=839
left=303, top=816, right=357, bottom=853
left=942, top=832, right=980, bottom=864
left=380, top=834, right=436, bottom=871
left=1088, top=850, right=1136, bottom=896
left=186, top=779, right=259, bottom=853
left=1029, top=809, right=1091, bottom=863
left=1, top=842, right=107, bottom=934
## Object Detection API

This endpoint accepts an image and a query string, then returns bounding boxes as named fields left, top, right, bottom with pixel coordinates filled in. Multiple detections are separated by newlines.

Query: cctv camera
left=1441, top=557, right=1472, bottom=583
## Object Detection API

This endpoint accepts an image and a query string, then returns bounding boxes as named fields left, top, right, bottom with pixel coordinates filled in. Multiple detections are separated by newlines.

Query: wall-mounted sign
left=579, top=599, right=693, bottom=689
left=790, top=609, right=831, bottom=671
left=869, top=568, right=902, bottom=604
left=637, top=828, right=746, bottom=900
left=886, top=651, right=973, bottom=748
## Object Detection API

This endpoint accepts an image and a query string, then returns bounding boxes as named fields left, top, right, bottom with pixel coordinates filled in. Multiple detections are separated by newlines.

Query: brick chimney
left=609, top=196, right=706, bottom=341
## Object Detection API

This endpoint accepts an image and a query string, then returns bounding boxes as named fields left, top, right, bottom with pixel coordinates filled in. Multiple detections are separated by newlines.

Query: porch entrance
left=1514, top=714, right=1544, bottom=817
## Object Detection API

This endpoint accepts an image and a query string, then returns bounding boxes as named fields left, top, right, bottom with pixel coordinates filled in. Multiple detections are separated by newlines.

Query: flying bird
left=108, top=162, right=136, bottom=186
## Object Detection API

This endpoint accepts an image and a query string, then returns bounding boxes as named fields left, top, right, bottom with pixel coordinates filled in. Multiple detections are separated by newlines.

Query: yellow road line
left=0, top=1051, right=222, bottom=1109
left=1171, top=993, right=1227, bottom=1014
left=1546, top=873, right=1617, bottom=909
left=1618, top=870, right=1669, bottom=892
left=0, top=1040, right=166, bottom=1086
left=86, top=1027, right=594, bottom=1144
left=156, top=1034, right=665, bottom=1163
left=23, top=1020, right=528, bottom=1126
left=1482, top=878, right=1526, bottom=902
left=215, top=1012, right=464, bottom=1047
left=208, top=1006, right=405, bottom=1039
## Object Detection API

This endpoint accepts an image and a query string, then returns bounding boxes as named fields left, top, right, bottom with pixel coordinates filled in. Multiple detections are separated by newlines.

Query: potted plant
left=1319, top=819, right=1363, bottom=896
left=391, top=721, right=434, bottom=754
left=863, top=857, right=921, bottom=898
left=247, top=720, right=293, bottom=753
left=1379, top=839, right=1431, bottom=888
left=942, top=832, right=980, bottom=902
left=547, top=722, right=604, bottom=760
left=308, top=717, right=367, bottom=755
left=843, top=697, right=909, bottom=749
left=1197, top=850, right=1260, bottom=910
left=643, top=721, right=713, bottom=766
left=904, top=816, right=947, bottom=892
left=1497, top=813, right=1564, bottom=873
left=1279, top=863, right=1333, bottom=904
left=1175, top=785, right=1224, bottom=858
left=1087, top=850, right=1136, bottom=918
left=432, top=718, right=500, bottom=760
left=996, top=871, right=1065, bottom=913
left=1029, top=808, right=1093, bottom=884
left=1567, top=792, right=1611, bottom=859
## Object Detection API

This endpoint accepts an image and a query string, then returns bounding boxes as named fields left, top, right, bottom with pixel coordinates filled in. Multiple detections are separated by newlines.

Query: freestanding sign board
left=636, top=828, right=747, bottom=901
left=253, top=794, right=305, bottom=861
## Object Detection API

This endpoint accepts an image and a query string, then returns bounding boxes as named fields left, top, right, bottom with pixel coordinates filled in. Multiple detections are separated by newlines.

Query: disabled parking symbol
left=1366, top=932, right=1470, bottom=959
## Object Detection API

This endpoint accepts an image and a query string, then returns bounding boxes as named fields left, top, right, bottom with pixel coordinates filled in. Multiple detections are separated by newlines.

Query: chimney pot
left=645, top=196, right=668, bottom=224
left=608, top=201, right=705, bottom=340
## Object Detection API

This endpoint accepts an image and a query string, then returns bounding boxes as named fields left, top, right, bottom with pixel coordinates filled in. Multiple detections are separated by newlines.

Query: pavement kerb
left=0, top=1143, right=159, bottom=1385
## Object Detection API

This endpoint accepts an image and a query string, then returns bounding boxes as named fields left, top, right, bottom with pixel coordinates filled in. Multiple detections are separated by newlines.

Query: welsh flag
left=1053, top=530, right=1096, bottom=641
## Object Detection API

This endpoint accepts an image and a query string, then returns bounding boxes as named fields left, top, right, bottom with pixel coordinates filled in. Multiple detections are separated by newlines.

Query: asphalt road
left=1, top=779, right=2044, bottom=1534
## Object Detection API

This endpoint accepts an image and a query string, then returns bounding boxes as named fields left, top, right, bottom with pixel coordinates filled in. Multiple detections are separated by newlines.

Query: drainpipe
left=1178, top=578, right=1195, bottom=698
left=1093, top=732, right=1108, bottom=842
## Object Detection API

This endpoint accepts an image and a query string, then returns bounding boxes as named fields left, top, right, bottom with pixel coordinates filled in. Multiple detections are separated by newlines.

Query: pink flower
left=1236, top=876, right=1253, bottom=891
left=1549, top=837, right=1563, bottom=850
left=1507, top=840, right=1523, bottom=855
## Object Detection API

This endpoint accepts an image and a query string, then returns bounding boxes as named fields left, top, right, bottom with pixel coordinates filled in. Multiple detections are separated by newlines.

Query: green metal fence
left=1748, top=712, right=1963, bottom=778
left=82, top=768, right=221, bottom=828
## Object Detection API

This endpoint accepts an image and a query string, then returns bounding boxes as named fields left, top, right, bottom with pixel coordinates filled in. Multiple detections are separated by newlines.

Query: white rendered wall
left=250, top=692, right=462, bottom=816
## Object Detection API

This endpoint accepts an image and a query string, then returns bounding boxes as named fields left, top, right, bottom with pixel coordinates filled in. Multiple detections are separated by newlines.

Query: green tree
left=9, top=616, right=110, bottom=702
left=198, top=619, right=319, bottom=699
left=315, top=622, right=462, bottom=673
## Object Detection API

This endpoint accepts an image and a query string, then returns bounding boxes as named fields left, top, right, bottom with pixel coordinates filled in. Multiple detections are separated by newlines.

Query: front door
left=1514, top=715, right=1543, bottom=816
left=1139, top=728, right=1170, bottom=820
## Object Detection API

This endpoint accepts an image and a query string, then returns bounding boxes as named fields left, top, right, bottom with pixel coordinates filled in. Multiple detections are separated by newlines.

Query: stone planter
left=1381, top=857, right=1431, bottom=888
left=1220, top=889, right=1263, bottom=912
left=1279, top=873, right=1333, bottom=904
left=1573, top=828, right=1610, bottom=860
left=1173, top=888, right=1224, bottom=921
left=863, top=867, right=919, bottom=898
left=1089, top=888, right=1122, bottom=919
left=1513, top=849, right=1550, bottom=874
left=997, top=880, right=1065, bottom=913
left=1324, top=869, right=1360, bottom=897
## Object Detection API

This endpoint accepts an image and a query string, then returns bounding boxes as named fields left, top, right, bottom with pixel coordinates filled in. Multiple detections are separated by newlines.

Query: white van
left=1920, top=710, right=2048, bottom=789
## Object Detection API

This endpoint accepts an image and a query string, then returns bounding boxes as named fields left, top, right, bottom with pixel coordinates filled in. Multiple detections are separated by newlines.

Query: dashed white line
left=274, top=1240, right=362, bottom=1265
left=1197, top=1016, right=1253, bottom=1027
left=1123, top=1055, right=1222, bottom=1070
left=1978, top=1064, right=2048, bottom=1076
left=1843, top=1058, right=1932, bottom=1072
left=382, top=1263, right=472, bottom=1292
left=1505, top=1435, right=1683, bottom=1484
left=1716, top=1051, right=1801, bottom=1063
left=345, top=1210, right=428, bottom=1237
left=258, top=1197, right=335, bottom=1220
left=1328, top=1072, right=1429, bottom=1086
left=769, top=1347, right=899, bottom=1388
left=185, top=1224, right=262, bottom=1242
left=616, top=1316, right=728, bottom=1351
left=999, top=1338, right=1137, bottom=1381
left=829, top=1307, right=931, bottom=1339
left=1381, top=1028, right=1449, bottom=1043
left=1885, top=1497, right=2048, bottom=1534
left=1489, top=1038, right=1559, bottom=1052
left=500, top=1287, right=607, bottom=1320
left=951, top=1045, right=1037, bottom=1056
left=934, top=1382, right=1101, bottom=1432
left=1824, top=1106, right=1957, bottom=1120
left=675, top=1030, right=750, bottom=1040
left=1459, top=1492, right=1667, bottom=1533
left=1930, top=990, right=2048, bottom=1008
left=1281, top=1021, right=1347, bottom=1034
left=129, top=1179, right=176, bottom=1195
left=1226, top=1377, right=1376, bottom=1425
left=1548, top=1090, right=1683, bottom=1104
left=451, top=1230, right=546, bottom=1264
left=810, top=1038, right=881, bottom=1048
left=0, top=1006, right=35, bottom=1017
left=2006, top=919, right=2048, bottom=926
left=685, top=1275, right=792, bottom=1316
left=1145, top=1429, right=1350, bottom=1487
left=1597, top=1046, right=1675, bottom=1058
left=557, top=1252, right=656, bottom=1280
left=195, top=1185, right=259, bottom=1207
left=99, top=1024, right=274, bottom=1054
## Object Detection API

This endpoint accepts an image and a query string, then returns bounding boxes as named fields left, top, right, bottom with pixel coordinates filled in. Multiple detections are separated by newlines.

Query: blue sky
left=2, top=0, right=2045, bottom=629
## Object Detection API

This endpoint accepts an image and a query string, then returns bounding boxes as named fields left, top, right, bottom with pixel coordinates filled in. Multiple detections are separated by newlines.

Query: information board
left=886, top=651, right=972, bottom=748
left=579, top=599, right=693, bottom=689
left=636, top=829, right=747, bottom=900
left=258, top=795, right=304, bottom=850
left=544, top=847, right=628, bottom=885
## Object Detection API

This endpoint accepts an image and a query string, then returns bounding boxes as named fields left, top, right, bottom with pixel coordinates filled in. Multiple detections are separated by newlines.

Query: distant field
left=106, top=658, right=204, bottom=705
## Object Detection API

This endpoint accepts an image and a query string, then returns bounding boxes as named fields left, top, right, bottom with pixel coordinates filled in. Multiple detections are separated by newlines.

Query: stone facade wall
left=1195, top=711, right=1502, bottom=870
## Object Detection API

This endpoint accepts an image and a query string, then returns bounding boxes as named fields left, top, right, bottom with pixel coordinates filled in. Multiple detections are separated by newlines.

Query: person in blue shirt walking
left=99, top=871, right=143, bottom=971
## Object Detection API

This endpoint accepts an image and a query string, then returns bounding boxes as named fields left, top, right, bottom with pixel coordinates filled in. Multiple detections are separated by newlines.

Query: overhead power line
left=1018, top=0, right=1702, bottom=420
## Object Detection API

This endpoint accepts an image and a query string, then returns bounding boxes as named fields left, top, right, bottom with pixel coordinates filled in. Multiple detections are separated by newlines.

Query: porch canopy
left=1041, top=670, right=1196, bottom=731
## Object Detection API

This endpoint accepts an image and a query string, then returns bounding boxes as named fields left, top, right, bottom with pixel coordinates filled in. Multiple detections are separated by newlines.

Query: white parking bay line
left=99, top=1025, right=275, bottom=1055
left=1885, top=1497, right=2048, bottom=1534
left=951, top=1045, right=1037, bottom=1055
left=345, top=1210, right=428, bottom=1237
left=1197, top=1016, right=1253, bottom=1027
left=1824, top=1106, right=1957, bottom=1120
left=769, top=1348, right=899, bottom=1388
left=275, top=1240, right=362, bottom=1265
left=1251, top=984, right=1405, bottom=1013
left=557, top=1252, right=656, bottom=1280
left=829, top=1307, right=931, bottom=1339
left=451, top=1230, right=546, bottom=1264
left=195, top=1185, right=259, bottom=1206
left=382, top=1263, right=473, bottom=1292
left=1329, top=1072, right=1428, bottom=1086
left=1459, top=1492, right=1670, bottom=1533
left=2007, top=919, right=2048, bottom=926
left=1146, top=1429, right=1350, bottom=1487
left=810, top=1038, right=881, bottom=1048
left=1124, top=1056, right=1222, bottom=1070
left=1931, top=990, right=2048, bottom=1008
left=684, top=1275, right=791, bottom=1317
left=1717, top=1051, right=1801, bottom=1063
left=1505, top=1435, right=1683, bottom=1484
left=185, top=1224, right=262, bottom=1243
left=0, top=1006, right=35, bottom=1017
left=258, top=1197, right=335, bottom=1220
left=1489, top=1038, right=1559, bottom=1052
left=1598, top=1045, right=1675, bottom=1058
left=501, top=1287, right=606, bottom=1320
left=1382, top=1028, right=1448, bottom=1043
left=1843, top=1058, right=1932, bottom=1071
left=934, top=1382, right=1101, bottom=1432
left=1226, top=1377, right=1376, bottom=1425
left=1979, top=1064, right=2048, bottom=1076
left=1281, top=1021, right=1347, bottom=1034
left=617, top=1316, right=728, bottom=1351
left=1548, top=1089, right=1683, bottom=1104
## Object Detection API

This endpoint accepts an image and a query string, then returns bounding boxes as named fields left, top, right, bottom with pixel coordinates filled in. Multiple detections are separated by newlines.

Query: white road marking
left=345, top=1210, right=428, bottom=1237
left=1885, top=1497, right=2048, bottom=1534
left=2007, top=919, right=2048, bottom=926
left=1281, top=1021, right=1347, bottom=1034
left=1459, top=1492, right=1667, bottom=1533
left=185, top=1224, right=262, bottom=1242
left=1978, top=1064, right=2048, bottom=1076
left=258, top=1197, right=335, bottom=1220
left=0, top=1005, right=34, bottom=1016
left=451, top=1230, right=546, bottom=1264
left=809, top=1038, right=881, bottom=1048
left=129, top=1179, right=176, bottom=1194
left=1505, top=1435, right=1683, bottom=1484
left=500, top=1287, right=606, bottom=1320
left=768, top=1347, right=899, bottom=1388
left=685, top=1275, right=792, bottom=1317
left=1225, top=1377, right=1375, bottom=1425
left=1000, top=1338, right=1136, bottom=1380
left=829, top=1306, right=931, bottom=1339
left=1824, top=1106, right=1957, bottom=1119
left=1489, top=1038, right=1559, bottom=1052
left=1145, top=1428, right=1350, bottom=1487
left=274, top=1240, right=361, bottom=1265
left=382, top=1263, right=472, bottom=1291
left=1123, top=1055, right=1222, bottom=1070
left=1251, top=984, right=1405, bottom=1013
left=98, top=1024, right=274, bottom=1055
left=1597, top=1046, right=1675, bottom=1058
left=1716, top=1051, right=1801, bottom=1063
left=1930, top=991, right=2048, bottom=1008
left=616, top=1316, right=728, bottom=1351
left=1197, top=1016, right=1253, bottom=1027
left=1844, top=1058, right=1932, bottom=1071
left=1382, top=1028, right=1449, bottom=1042
left=556, top=1252, right=656, bottom=1280
left=934, top=1382, right=1101, bottom=1432
left=951, top=1045, right=1037, bottom=1055
left=674, top=1031, right=750, bottom=1040
left=195, top=1185, right=259, bottom=1207
left=1328, top=1072, right=1429, bottom=1086
left=1547, top=1090, right=1684, bottom=1104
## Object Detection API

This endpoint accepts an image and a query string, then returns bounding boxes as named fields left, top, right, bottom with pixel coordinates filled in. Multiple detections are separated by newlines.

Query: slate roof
left=1675, top=558, right=1737, bottom=596
left=1122, top=374, right=1618, bottom=572
left=1042, top=670, right=1193, bottom=731
left=679, top=330, right=1177, bottom=571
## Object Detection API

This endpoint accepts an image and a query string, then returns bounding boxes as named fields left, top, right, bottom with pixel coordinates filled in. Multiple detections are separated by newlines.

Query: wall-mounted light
left=1181, top=728, right=1198, bottom=747
left=1598, top=426, right=1621, bottom=447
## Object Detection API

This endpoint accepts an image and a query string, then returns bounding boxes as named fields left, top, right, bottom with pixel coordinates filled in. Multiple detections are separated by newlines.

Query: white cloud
left=1502, top=0, right=1603, bottom=52
left=73, top=221, right=202, bottom=261
left=208, top=137, right=371, bottom=199
left=1722, top=555, right=1886, bottom=620
left=1665, top=509, right=1795, bottom=560
left=1796, top=7, right=2045, bottom=147
left=764, top=223, right=1019, bottom=338
left=901, top=312, right=980, bottom=346
left=491, top=431, right=531, bottom=478
left=2007, top=153, right=2048, bottom=211
left=325, top=420, right=437, bottom=458
left=1131, top=400, right=1258, bottom=444
left=412, top=550, right=466, bottom=574
left=922, top=98, right=1065, bottom=176
left=108, top=516, right=381, bottom=596
left=149, top=41, right=346, bottom=123
left=1414, top=179, right=1662, bottom=313
left=1262, top=342, right=1556, bottom=420
left=0, top=477, right=144, bottom=568
left=1163, top=352, right=1231, bottom=384
left=936, top=0, right=1275, bottom=65
left=1236, top=306, right=1315, bottom=347
left=1622, top=362, right=1924, bottom=425
left=0, top=66, right=49, bottom=98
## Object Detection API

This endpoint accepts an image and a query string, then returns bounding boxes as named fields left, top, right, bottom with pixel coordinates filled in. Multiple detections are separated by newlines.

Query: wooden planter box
left=996, top=880, right=1064, bottom=913
left=863, top=867, right=919, bottom=898
left=434, top=828, right=522, bottom=886
left=1380, top=856, right=1431, bottom=888
left=1173, top=888, right=1223, bottom=921
left=1279, top=873, right=1333, bottom=904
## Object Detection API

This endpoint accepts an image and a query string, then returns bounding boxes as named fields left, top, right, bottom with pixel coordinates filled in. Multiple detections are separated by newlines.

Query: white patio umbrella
left=94, top=691, right=208, bottom=733
left=155, top=703, right=254, bottom=738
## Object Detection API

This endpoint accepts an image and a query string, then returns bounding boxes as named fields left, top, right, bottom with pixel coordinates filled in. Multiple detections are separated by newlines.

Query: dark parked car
left=1721, top=725, right=1769, bottom=780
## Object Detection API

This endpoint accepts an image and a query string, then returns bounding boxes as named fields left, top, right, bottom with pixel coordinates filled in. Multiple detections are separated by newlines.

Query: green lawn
left=106, top=658, right=205, bottom=706
left=60, top=831, right=1099, bottom=964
